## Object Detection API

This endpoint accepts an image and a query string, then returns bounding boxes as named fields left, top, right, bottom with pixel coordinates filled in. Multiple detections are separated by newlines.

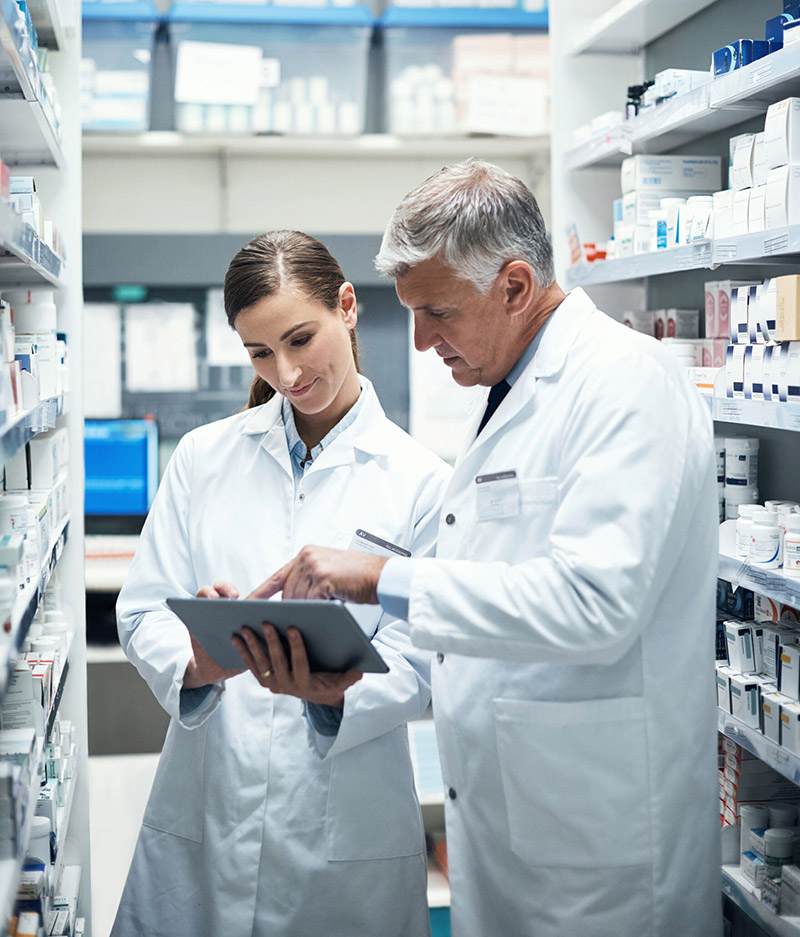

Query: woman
left=111, top=232, right=451, bottom=937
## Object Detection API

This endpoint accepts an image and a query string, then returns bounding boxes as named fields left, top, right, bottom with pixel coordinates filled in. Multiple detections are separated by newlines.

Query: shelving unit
left=551, top=4, right=800, bottom=935
left=0, top=0, right=88, bottom=927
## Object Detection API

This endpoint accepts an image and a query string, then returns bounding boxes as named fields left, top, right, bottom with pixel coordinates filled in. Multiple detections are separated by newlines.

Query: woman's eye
left=292, top=335, right=311, bottom=347
left=252, top=349, right=271, bottom=360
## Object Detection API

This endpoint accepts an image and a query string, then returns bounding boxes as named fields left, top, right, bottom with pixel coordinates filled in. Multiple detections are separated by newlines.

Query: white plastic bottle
left=751, top=510, right=783, bottom=569
left=736, top=503, right=762, bottom=559
left=725, top=436, right=759, bottom=488
left=784, top=514, right=800, bottom=576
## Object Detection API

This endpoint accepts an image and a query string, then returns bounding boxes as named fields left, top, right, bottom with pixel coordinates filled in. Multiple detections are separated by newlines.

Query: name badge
left=349, top=529, right=412, bottom=559
left=476, top=470, right=520, bottom=520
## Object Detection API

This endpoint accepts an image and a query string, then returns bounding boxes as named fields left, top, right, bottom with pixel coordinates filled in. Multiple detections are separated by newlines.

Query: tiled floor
left=89, top=753, right=159, bottom=937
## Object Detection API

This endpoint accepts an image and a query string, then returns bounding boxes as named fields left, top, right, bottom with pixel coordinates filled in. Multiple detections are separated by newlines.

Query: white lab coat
left=408, top=289, right=722, bottom=937
left=111, top=378, right=451, bottom=937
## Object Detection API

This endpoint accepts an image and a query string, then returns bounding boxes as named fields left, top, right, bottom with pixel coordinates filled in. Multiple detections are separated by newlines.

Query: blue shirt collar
left=282, top=375, right=366, bottom=470
left=505, top=315, right=551, bottom=387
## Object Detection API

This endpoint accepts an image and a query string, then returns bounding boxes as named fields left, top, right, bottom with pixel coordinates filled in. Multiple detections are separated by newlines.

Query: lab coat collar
left=239, top=377, right=392, bottom=472
left=455, top=288, right=597, bottom=461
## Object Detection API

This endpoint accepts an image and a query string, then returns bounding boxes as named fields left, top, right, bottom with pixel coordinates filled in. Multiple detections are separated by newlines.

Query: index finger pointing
left=247, top=565, right=289, bottom=600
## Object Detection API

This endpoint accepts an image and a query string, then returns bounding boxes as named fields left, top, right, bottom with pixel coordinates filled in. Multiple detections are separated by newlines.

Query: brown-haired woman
left=112, top=231, right=451, bottom=937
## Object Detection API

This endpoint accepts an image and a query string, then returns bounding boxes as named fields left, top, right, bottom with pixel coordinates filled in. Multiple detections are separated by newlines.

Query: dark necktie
left=477, top=379, right=511, bottom=437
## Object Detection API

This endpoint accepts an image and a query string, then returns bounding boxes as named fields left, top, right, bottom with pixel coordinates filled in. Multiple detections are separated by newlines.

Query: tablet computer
left=166, top=597, right=389, bottom=674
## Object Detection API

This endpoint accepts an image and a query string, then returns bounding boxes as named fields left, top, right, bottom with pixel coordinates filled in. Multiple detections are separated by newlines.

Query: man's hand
left=248, top=546, right=388, bottom=604
left=183, top=581, right=245, bottom=689
left=232, top=623, right=362, bottom=706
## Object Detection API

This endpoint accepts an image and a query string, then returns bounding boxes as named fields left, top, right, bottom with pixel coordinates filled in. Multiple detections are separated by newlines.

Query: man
left=251, top=159, right=722, bottom=937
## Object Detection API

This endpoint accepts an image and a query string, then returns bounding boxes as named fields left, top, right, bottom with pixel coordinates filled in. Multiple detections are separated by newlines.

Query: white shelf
left=0, top=0, right=63, bottom=168
left=0, top=394, right=65, bottom=466
left=718, top=550, right=800, bottom=611
left=711, top=42, right=800, bottom=111
left=0, top=736, right=44, bottom=927
left=82, top=131, right=551, bottom=161
left=564, top=127, right=631, bottom=171
left=718, top=709, right=800, bottom=787
left=566, top=239, right=712, bottom=286
left=566, top=221, right=800, bottom=287
left=25, top=0, right=66, bottom=50
left=710, top=397, right=800, bottom=432
left=0, top=201, right=63, bottom=287
left=723, top=863, right=800, bottom=937
left=568, top=0, right=717, bottom=56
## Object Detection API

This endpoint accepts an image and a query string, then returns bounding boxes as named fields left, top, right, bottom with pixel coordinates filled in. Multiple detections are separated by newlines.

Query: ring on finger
left=262, top=668, right=272, bottom=678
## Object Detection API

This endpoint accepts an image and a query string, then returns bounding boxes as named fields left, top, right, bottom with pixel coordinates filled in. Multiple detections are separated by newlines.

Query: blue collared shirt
left=376, top=319, right=550, bottom=621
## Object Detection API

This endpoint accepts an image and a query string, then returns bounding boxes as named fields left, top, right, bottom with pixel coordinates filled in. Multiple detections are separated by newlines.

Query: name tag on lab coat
left=476, top=470, right=520, bottom=520
left=349, top=529, right=412, bottom=559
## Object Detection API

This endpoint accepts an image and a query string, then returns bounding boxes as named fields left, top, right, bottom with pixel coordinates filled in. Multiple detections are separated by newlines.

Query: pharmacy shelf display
left=0, top=0, right=63, bottom=168
left=564, top=222, right=800, bottom=289
left=564, top=41, right=800, bottom=172
left=0, top=201, right=62, bottom=289
left=568, top=0, right=716, bottom=56
left=720, top=708, right=800, bottom=788
left=722, top=862, right=800, bottom=937
left=0, top=394, right=64, bottom=466
left=0, top=0, right=88, bottom=921
left=550, top=4, right=800, bottom=935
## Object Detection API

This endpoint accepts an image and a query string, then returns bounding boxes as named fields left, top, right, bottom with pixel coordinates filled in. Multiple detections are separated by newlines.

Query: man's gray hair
left=375, top=158, right=554, bottom=293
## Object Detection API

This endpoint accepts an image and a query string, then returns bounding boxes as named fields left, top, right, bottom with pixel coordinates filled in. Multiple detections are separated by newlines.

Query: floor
left=89, top=753, right=159, bottom=937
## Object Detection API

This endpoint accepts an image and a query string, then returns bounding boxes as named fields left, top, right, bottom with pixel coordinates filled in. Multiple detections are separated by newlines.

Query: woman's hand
left=232, top=623, right=362, bottom=707
left=183, top=581, right=245, bottom=689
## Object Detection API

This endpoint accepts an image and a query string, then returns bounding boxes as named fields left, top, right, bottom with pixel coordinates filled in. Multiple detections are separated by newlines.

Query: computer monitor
left=84, top=418, right=158, bottom=517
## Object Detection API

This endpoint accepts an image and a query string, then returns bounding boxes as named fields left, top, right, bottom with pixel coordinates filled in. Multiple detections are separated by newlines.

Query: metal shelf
left=568, top=0, right=717, bottom=55
left=713, top=227, right=800, bottom=266
left=564, top=126, right=631, bottom=171
left=723, top=863, right=800, bottom=937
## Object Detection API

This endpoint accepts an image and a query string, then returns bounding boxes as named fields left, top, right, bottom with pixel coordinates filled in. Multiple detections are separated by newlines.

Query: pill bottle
left=724, top=485, right=759, bottom=521
left=740, top=804, right=769, bottom=860
left=751, top=511, right=783, bottom=568
left=765, top=827, right=794, bottom=879
left=736, top=503, right=762, bottom=558
left=714, top=437, right=726, bottom=484
left=25, top=815, right=52, bottom=866
left=784, top=515, right=800, bottom=576
left=725, top=437, right=759, bottom=488
left=769, top=803, right=797, bottom=828
left=0, top=495, right=28, bottom=538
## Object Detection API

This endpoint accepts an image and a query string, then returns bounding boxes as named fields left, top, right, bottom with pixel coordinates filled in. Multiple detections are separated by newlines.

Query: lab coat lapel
left=455, top=288, right=598, bottom=463
left=239, top=394, right=294, bottom=477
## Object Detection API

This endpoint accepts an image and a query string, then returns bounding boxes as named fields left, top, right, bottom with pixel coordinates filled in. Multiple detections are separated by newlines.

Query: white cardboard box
left=778, top=340, right=800, bottom=402
left=731, top=133, right=756, bottom=191
left=730, top=285, right=751, bottom=345
left=762, top=690, right=788, bottom=742
left=783, top=699, right=800, bottom=753
left=765, top=164, right=800, bottom=228
left=748, top=185, right=767, bottom=233
left=725, top=621, right=758, bottom=672
left=764, top=97, right=800, bottom=170
left=754, top=132, right=769, bottom=187
left=731, top=672, right=761, bottom=728
left=620, top=155, right=722, bottom=195
left=713, top=189, right=736, bottom=239
left=780, top=642, right=800, bottom=701
left=725, top=344, right=745, bottom=398
left=733, top=188, right=751, bottom=235
left=744, top=345, right=766, bottom=400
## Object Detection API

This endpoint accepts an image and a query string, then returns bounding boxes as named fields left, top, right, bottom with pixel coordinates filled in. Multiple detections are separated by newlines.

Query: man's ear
left=498, top=261, right=535, bottom=318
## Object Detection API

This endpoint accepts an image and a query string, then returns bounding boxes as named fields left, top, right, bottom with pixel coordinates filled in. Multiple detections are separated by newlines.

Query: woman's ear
left=339, top=282, right=358, bottom=328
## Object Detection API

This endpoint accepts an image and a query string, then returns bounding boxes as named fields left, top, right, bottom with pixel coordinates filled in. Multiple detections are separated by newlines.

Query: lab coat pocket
left=326, top=726, right=425, bottom=861
left=142, top=719, right=207, bottom=844
left=494, top=697, right=650, bottom=869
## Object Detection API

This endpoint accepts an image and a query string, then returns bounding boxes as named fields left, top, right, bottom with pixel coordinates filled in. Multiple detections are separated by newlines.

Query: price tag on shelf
left=765, top=233, right=789, bottom=255
left=751, top=62, right=773, bottom=86
left=719, top=400, right=743, bottom=422
left=715, top=244, right=737, bottom=260
left=785, top=408, right=800, bottom=432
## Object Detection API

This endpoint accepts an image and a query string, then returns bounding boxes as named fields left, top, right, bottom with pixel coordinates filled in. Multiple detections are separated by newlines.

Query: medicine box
left=620, top=155, right=721, bottom=195
left=744, top=345, right=766, bottom=399
left=725, top=344, right=745, bottom=399
left=783, top=700, right=800, bottom=753
left=762, top=690, right=787, bottom=742
left=731, top=673, right=760, bottom=727
left=780, top=642, right=800, bottom=701
left=731, top=133, right=756, bottom=191
left=778, top=341, right=800, bottom=402
left=776, top=275, right=800, bottom=341
left=730, top=285, right=750, bottom=345
left=167, top=3, right=374, bottom=136
left=764, top=97, right=800, bottom=170
left=765, top=164, right=800, bottom=228
left=733, top=189, right=751, bottom=235
left=380, top=7, right=549, bottom=137
left=81, top=2, right=160, bottom=132
left=748, top=185, right=767, bottom=233
left=725, top=622, right=758, bottom=672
